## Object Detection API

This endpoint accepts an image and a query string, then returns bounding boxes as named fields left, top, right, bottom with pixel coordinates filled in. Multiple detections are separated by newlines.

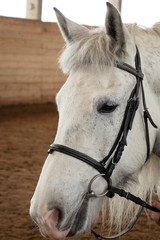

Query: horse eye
left=98, top=103, right=117, bottom=114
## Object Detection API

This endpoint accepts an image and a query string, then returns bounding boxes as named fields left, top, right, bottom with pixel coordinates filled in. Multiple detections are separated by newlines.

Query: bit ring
left=86, top=173, right=111, bottom=198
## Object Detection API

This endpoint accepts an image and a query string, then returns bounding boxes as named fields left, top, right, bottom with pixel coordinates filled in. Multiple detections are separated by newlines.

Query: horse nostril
left=45, top=208, right=63, bottom=230
left=47, top=203, right=64, bottom=222
left=56, top=208, right=63, bottom=224
left=43, top=208, right=71, bottom=239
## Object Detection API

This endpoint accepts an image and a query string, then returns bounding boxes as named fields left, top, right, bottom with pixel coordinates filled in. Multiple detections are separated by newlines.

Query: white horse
left=30, top=3, right=160, bottom=239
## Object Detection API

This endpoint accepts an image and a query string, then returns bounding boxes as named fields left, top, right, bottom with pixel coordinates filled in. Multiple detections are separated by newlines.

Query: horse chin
left=67, top=198, right=89, bottom=237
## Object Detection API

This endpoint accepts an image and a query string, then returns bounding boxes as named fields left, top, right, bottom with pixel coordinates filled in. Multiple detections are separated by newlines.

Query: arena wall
left=0, top=16, right=66, bottom=106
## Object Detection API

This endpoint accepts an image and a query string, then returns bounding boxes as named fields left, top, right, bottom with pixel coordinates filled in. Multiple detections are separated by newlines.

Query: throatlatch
left=48, top=47, right=159, bottom=239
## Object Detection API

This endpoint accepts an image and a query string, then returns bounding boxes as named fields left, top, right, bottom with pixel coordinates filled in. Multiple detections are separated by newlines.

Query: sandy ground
left=0, top=103, right=159, bottom=240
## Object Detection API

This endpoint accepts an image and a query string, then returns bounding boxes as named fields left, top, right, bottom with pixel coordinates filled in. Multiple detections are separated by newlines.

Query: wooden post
left=108, top=0, right=122, bottom=12
left=26, top=0, right=42, bottom=20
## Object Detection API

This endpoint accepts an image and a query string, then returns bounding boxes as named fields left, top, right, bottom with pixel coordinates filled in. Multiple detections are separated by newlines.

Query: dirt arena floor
left=0, top=103, right=159, bottom=240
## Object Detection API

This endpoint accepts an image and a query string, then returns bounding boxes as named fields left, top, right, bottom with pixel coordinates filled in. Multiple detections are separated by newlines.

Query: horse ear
left=54, top=8, right=88, bottom=44
left=105, top=2, right=125, bottom=51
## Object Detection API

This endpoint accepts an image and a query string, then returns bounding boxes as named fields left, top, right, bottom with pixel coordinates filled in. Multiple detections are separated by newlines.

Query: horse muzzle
left=30, top=194, right=89, bottom=239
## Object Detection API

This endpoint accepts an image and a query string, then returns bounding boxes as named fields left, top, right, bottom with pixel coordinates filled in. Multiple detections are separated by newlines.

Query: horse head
left=30, top=3, right=160, bottom=239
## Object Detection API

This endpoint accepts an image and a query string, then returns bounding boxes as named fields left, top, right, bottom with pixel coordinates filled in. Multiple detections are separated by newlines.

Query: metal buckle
left=111, top=157, right=117, bottom=166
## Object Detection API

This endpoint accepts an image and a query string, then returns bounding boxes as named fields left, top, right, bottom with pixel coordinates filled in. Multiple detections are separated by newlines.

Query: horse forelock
left=59, top=27, right=123, bottom=74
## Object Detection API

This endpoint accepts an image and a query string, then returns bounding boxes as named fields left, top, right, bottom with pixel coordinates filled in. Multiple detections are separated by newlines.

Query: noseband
left=48, top=47, right=159, bottom=238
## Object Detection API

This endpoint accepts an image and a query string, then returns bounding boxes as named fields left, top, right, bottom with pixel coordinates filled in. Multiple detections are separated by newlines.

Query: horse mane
left=59, top=22, right=160, bottom=75
left=126, top=22, right=160, bottom=45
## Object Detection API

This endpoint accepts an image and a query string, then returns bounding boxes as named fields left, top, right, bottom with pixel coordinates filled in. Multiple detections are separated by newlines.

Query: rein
left=48, top=47, right=159, bottom=239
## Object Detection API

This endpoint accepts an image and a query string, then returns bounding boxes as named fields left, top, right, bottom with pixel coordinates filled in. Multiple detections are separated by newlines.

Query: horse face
left=30, top=4, right=148, bottom=239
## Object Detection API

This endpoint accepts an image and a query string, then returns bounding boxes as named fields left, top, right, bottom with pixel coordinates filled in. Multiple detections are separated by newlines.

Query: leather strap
left=108, top=186, right=160, bottom=212
left=48, top=144, right=106, bottom=176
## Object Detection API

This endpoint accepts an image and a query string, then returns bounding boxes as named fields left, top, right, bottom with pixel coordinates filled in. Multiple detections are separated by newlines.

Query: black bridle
left=48, top=47, right=159, bottom=238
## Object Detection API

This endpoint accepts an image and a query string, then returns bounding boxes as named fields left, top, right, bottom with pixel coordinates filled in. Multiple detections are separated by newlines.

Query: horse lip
left=56, top=196, right=89, bottom=236
left=66, top=197, right=89, bottom=237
